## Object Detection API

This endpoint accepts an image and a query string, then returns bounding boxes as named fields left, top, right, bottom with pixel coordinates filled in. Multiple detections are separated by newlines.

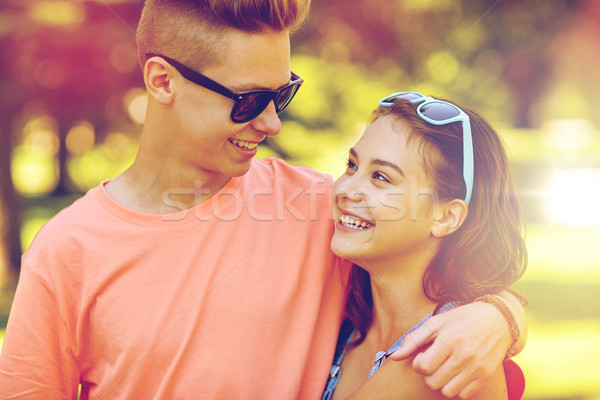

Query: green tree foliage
left=292, top=0, right=585, bottom=127
left=0, top=1, right=143, bottom=279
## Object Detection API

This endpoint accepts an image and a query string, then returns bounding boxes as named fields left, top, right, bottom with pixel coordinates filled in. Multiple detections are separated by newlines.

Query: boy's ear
left=144, top=57, right=174, bottom=105
left=432, top=199, right=469, bottom=238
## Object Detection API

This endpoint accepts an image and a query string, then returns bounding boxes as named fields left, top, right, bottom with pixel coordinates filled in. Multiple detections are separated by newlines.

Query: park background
left=1, top=0, right=599, bottom=398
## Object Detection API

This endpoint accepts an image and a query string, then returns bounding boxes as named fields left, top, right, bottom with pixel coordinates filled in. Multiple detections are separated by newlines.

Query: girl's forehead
left=354, top=117, right=428, bottom=174
left=356, top=117, right=410, bottom=155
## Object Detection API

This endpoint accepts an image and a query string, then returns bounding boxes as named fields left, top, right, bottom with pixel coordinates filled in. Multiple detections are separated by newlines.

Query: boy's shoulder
left=26, top=187, right=103, bottom=252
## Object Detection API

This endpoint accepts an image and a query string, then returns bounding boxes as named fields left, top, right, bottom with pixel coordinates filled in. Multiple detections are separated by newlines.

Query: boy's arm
left=345, top=352, right=509, bottom=400
left=389, top=290, right=527, bottom=399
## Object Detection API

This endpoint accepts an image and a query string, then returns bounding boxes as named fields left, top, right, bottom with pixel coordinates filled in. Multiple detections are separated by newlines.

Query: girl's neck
left=366, top=274, right=437, bottom=350
left=360, top=249, right=439, bottom=349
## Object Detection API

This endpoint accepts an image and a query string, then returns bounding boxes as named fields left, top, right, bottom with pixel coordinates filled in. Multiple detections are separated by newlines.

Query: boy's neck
left=105, top=154, right=232, bottom=214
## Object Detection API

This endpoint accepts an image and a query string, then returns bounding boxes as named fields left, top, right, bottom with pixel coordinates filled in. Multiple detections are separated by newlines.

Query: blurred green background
left=1, top=1, right=600, bottom=399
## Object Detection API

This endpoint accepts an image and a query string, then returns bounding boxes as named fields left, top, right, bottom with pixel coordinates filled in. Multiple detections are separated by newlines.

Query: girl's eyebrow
left=350, top=148, right=404, bottom=176
left=370, top=158, right=404, bottom=177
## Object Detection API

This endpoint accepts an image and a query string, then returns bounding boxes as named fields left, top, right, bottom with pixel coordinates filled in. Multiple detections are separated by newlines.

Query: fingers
left=432, top=370, right=483, bottom=399
left=411, top=338, right=452, bottom=375
left=423, top=358, right=475, bottom=397
left=420, top=348, right=492, bottom=399
left=458, top=379, right=484, bottom=399
left=390, top=320, right=439, bottom=360
left=393, top=303, right=511, bottom=398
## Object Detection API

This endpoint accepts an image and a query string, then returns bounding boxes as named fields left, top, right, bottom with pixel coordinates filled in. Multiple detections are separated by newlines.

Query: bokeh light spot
left=545, top=169, right=600, bottom=227
left=425, top=51, right=459, bottom=84
left=66, top=121, right=95, bottom=155
left=29, top=1, right=85, bottom=26
left=104, top=132, right=132, bottom=160
left=124, top=88, right=147, bottom=125
left=542, top=119, right=596, bottom=151
left=22, top=116, right=59, bottom=157
left=26, top=129, right=59, bottom=158
left=11, top=146, right=58, bottom=196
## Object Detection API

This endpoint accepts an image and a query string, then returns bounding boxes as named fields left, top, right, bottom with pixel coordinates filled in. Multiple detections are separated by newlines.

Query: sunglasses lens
left=232, top=93, right=272, bottom=122
left=383, top=93, right=423, bottom=103
left=230, top=79, right=302, bottom=123
left=274, top=82, right=300, bottom=113
left=420, top=103, right=460, bottom=121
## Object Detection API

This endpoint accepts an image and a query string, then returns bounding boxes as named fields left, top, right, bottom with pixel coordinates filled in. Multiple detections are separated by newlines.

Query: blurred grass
left=513, top=222, right=600, bottom=400
left=516, top=319, right=600, bottom=400
left=521, top=225, right=600, bottom=284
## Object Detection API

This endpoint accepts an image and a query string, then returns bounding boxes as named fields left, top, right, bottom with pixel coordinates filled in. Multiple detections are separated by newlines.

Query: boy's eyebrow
left=349, top=148, right=405, bottom=177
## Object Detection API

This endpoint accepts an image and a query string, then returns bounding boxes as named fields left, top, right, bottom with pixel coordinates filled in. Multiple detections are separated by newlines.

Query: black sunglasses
left=146, top=53, right=304, bottom=123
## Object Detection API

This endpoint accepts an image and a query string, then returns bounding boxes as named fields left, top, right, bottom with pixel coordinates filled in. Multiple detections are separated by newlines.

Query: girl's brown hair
left=346, top=98, right=527, bottom=344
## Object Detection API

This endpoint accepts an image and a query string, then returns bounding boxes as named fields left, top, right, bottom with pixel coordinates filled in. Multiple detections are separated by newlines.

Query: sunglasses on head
left=146, top=53, right=304, bottom=123
left=379, top=91, right=474, bottom=205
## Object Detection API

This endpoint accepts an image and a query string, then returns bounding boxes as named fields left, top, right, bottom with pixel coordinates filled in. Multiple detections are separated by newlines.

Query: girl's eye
left=372, top=171, right=390, bottom=183
left=345, top=159, right=357, bottom=171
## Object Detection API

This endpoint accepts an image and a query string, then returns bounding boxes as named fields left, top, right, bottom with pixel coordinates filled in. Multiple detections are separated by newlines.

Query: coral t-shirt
left=0, top=158, right=350, bottom=399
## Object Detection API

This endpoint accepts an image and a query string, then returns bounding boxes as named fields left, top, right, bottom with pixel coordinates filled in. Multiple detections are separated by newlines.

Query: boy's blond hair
left=136, top=0, right=310, bottom=71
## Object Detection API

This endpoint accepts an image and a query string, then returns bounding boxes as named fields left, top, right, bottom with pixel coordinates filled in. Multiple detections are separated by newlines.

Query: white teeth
left=340, top=214, right=374, bottom=230
left=230, top=139, right=258, bottom=150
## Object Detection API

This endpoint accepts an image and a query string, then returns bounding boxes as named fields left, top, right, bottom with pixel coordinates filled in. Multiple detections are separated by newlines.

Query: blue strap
left=321, top=323, right=356, bottom=400
left=321, top=302, right=462, bottom=399
left=368, top=301, right=462, bottom=379
left=367, top=313, right=432, bottom=379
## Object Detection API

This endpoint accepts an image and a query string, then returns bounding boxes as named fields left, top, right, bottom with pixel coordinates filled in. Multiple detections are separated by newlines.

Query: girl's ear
left=432, top=199, right=469, bottom=238
left=144, top=57, right=174, bottom=105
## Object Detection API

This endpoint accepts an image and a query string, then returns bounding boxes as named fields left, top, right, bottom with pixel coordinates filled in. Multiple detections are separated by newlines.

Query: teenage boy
left=0, top=1, right=525, bottom=399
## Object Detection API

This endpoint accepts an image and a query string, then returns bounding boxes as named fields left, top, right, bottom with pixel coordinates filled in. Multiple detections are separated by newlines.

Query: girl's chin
left=330, top=237, right=362, bottom=263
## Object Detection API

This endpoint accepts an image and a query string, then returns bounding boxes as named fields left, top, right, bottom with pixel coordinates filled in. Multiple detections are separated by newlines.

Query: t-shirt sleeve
left=0, top=260, right=79, bottom=399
